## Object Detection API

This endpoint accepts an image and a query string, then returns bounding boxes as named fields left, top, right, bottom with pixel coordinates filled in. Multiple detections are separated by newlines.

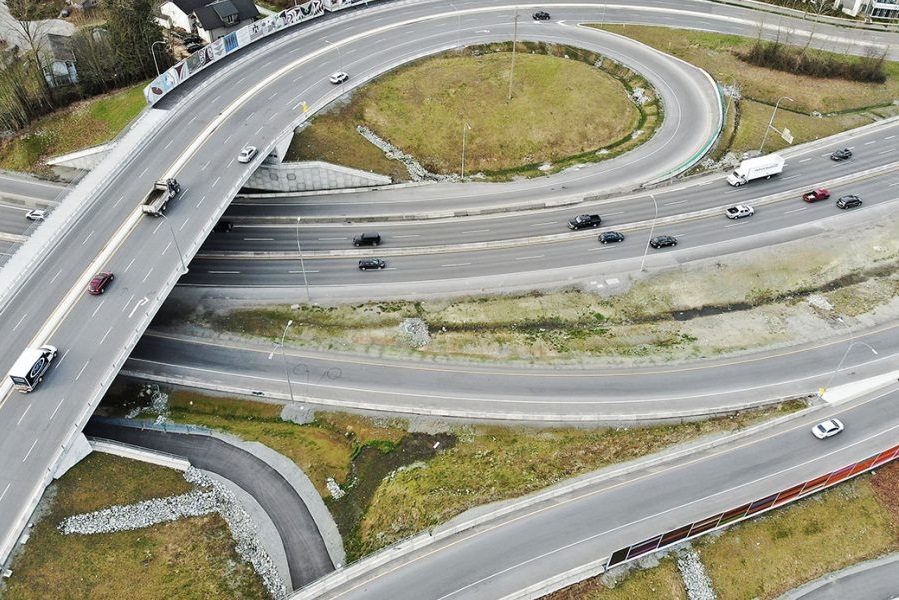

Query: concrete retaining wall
left=245, top=161, right=392, bottom=192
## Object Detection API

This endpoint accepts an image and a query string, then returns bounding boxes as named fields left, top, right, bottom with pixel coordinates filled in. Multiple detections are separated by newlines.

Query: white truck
left=726, top=154, right=785, bottom=186
left=141, top=178, right=181, bottom=216
left=8, top=345, right=58, bottom=392
left=725, top=205, right=754, bottom=219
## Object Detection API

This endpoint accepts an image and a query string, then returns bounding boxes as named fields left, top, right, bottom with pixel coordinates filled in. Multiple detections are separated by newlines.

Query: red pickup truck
left=802, top=189, right=830, bottom=203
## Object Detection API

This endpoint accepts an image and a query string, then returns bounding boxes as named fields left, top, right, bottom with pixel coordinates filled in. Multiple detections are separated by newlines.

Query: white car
left=329, top=71, right=349, bottom=84
left=237, top=146, right=257, bottom=163
left=25, top=209, right=48, bottom=221
left=812, top=418, right=844, bottom=439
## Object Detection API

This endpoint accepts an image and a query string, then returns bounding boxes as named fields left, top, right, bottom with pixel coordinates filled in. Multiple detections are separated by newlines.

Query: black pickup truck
left=567, top=214, right=602, bottom=230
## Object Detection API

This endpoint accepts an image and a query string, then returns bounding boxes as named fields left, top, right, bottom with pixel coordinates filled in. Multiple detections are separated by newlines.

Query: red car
left=802, top=189, right=830, bottom=203
left=87, top=271, right=114, bottom=295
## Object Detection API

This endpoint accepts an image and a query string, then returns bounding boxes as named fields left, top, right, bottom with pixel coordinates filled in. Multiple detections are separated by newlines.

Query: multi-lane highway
left=1, top=0, right=898, bottom=592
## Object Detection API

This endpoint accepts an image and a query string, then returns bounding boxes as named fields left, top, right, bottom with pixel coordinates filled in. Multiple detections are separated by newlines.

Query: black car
left=213, top=220, right=233, bottom=232
left=353, top=232, right=381, bottom=247
left=649, top=235, right=677, bottom=249
left=830, top=148, right=852, bottom=161
left=533, top=10, right=550, bottom=20
left=186, top=42, right=203, bottom=53
left=358, top=258, right=386, bottom=271
left=598, top=231, right=625, bottom=244
left=836, top=195, right=862, bottom=209
left=567, top=214, right=602, bottom=230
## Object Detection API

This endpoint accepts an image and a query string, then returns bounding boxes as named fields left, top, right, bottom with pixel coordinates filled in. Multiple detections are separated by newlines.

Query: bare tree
left=5, top=0, right=58, bottom=109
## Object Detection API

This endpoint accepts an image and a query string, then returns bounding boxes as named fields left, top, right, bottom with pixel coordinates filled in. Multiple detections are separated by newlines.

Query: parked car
left=358, top=258, right=386, bottom=270
left=812, top=418, right=844, bottom=439
left=649, top=235, right=677, bottom=249
left=567, top=214, right=602, bottom=230
left=598, top=231, right=625, bottom=244
left=25, top=209, right=47, bottom=221
left=802, top=189, right=830, bottom=203
left=185, top=42, right=204, bottom=53
left=213, top=220, right=234, bottom=232
left=87, top=271, right=114, bottom=295
left=353, top=232, right=381, bottom=247
left=329, top=71, right=349, bottom=84
left=238, top=146, right=257, bottom=163
left=836, top=195, right=862, bottom=209
left=830, top=148, right=852, bottom=161
left=183, top=35, right=202, bottom=45
left=533, top=10, right=551, bottom=20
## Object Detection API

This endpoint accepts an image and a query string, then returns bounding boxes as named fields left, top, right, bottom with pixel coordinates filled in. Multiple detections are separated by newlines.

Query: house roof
left=46, top=33, right=75, bottom=62
left=187, top=0, right=258, bottom=30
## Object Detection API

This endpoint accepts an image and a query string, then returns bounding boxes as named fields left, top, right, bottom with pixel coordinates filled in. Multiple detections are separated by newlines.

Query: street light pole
left=159, top=213, right=188, bottom=274
left=150, top=40, right=166, bottom=77
left=280, top=320, right=295, bottom=403
left=759, top=96, right=793, bottom=153
left=461, top=122, right=472, bottom=179
left=324, top=39, right=344, bottom=77
left=296, top=217, right=310, bottom=302
left=639, top=194, right=657, bottom=272
left=718, top=73, right=737, bottom=122
left=449, top=3, right=462, bottom=51
left=508, top=9, right=519, bottom=101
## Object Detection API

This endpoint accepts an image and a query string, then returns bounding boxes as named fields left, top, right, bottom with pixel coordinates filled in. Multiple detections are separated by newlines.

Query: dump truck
left=726, top=155, right=785, bottom=186
left=141, top=178, right=181, bottom=216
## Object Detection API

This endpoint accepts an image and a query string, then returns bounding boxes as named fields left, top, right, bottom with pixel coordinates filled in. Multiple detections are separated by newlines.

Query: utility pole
left=508, top=9, right=518, bottom=101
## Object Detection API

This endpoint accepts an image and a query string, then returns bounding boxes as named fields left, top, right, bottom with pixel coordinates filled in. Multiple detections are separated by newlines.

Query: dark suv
left=359, top=258, right=386, bottom=271
left=533, top=10, right=550, bottom=20
left=353, top=232, right=381, bottom=247
left=830, top=148, right=852, bottom=161
left=836, top=195, right=862, bottom=209
left=649, top=235, right=678, bottom=248
left=598, top=231, right=625, bottom=244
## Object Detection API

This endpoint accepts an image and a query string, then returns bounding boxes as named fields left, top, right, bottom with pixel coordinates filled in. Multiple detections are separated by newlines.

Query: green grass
left=700, top=477, right=898, bottom=599
left=597, top=25, right=899, bottom=156
left=3, top=453, right=267, bottom=600
left=289, top=45, right=650, bottom=180
left=0, top=83, right=147, bottom=175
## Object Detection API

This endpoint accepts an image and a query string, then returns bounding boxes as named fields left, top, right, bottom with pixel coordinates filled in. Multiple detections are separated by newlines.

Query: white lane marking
left=209, top=270, right=240, bottom=274
left=228, top=158, right=235, bottom=168
left=798, top=158, right=812, bottom=163
left=13, top=314, right=26, bottom=331
left=16, top=403, right=31, bottom=425
left=50, top=396, right=65, bottom=420
left=318, top=237, right=346, bottom=241
left=164, top=139, right=174, bottom=150
left=180, top=217, right=190, bottom=231
left=890, top=181, right=899, bottom=187
left=123, top=294, right=134, bottom=311
left=224, top=134, right=232, bottom=144
left=878, top=149, right=893, bottom=155
left=780, top=175, right=800, bottom=180
left=90, top=299, right=105, bottom=319
left=885, top=135, right=895, bottom=140
left=142, top=268, right=154, bottom=283
left=254, top=126, right=264, bottom=136
left=0, top=482, right=10, bottom=502
left=864, top=140, right=876, bottom=145
left=76, top=360, right=88, bottom=381
left=243, top=237, right=274, bottom=241
left=200, top=161, right=209, bottom=171
left=98, top=326, right=112, bottom=345
left=269, top=112, right=277, bottom=122
left=163, top=242, right=171, bottom=256
left=392, top=234, right=420, bottom=239
left=664, top=199, right=688, bottom=206
left=212, top=94, right=221, bottom=104
left=516, top=255, right=544, bottom=260
left=441, top=262, right=471, bottom=267
left=188, top=116, right=197, bottom=125
left=124, top=257, right=136, bottom=272
left=697, top=181, right=714, bottom=187
left=197, top=195, right=206, bottom=207
left=153, top=220, right=163, bottom=234
left=57, top=348, right=70, bottom=366
left=288, top=269, right=320, bottom=274
left=783, top=207, right=808, bottom=214
left=213, top=176, right=221, bottom=187
left=49, top=269, right=63, bottom=284
left=129, top=297, right=149, bottom=318
left=81, top=231, right=94, bottom=245
left=112, top=194, right=124, bottom=208
left=235, top=76, right=245, bottom=85
left=139, top=167, right=149, bottom=177
left=603, top=211, right=625, bottom=217
left=462, top=229, right=490, bottom=234
left=534, top=222, right=558, bottom=226
left=22, top=439, right=38, bottom=462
